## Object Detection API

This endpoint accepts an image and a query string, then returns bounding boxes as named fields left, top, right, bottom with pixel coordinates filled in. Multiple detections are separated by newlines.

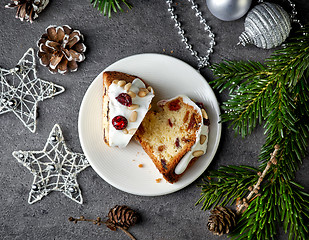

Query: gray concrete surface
left=0, top=0, right=308, bottom=239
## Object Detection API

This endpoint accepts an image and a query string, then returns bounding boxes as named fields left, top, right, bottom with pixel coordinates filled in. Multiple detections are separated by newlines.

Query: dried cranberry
left=181, top=137, right=191, bottom=143
left=115, top=93, right=132, bottom=107
left=161, top=159, right=167, bottom=170
left=168, top=99, right=181, bottom=111
left=168, top=119, right=173, bottom=127
left=112, top=115, right=128, bottom=130
left=187, top=113, right=198, bottom=130
left=183, top=111, right=190, bottom=123
left=158, top=145, right=165, bottom=152
left=195, top=102, right=205, bottom=109
left=175, top=138, right=180, bottom=148
left=203, top=118, right=210, bottom=126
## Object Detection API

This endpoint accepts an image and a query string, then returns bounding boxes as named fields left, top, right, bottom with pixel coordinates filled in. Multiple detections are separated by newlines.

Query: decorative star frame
left=0, top=48, right=65, bottom=133
left=12, top=124, right=90, bottom=204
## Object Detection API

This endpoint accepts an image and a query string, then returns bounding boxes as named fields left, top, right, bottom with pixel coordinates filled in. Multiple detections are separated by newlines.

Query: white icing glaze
left=108, top=78, right=154, bottom=148
left=167, top=95, right=209, bottom=175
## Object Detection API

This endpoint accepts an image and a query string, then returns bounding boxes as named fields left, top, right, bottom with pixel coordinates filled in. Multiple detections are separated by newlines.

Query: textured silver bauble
left=238, top=2, right=291, bottom=49
left=206, top=0, right=252, bottom=21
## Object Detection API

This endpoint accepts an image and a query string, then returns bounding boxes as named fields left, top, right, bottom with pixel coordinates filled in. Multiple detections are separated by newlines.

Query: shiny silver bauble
left=206, top=0, right=252, bottom=21
left=238, top=2, right=291, bottom=49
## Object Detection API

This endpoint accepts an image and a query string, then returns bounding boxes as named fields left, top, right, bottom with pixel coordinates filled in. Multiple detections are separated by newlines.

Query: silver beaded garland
left=284, top=0, right=303, bottom=28
left=166, top=0, right=215, bottom=69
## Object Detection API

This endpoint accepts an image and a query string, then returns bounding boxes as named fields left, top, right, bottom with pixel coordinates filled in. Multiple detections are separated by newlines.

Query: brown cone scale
left=5, top=0, right=49, bottom=23
left=107, top=205, right=140, bottom=230
left=37, top=25, right=86, bottom=74
left=207, top=206, right=236, bottom=236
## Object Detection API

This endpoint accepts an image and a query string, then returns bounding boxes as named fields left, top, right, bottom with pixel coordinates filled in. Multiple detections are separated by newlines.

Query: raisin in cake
left=135, top=95, right=210, bottom=183
left=102, top=71, right=155, bottom=148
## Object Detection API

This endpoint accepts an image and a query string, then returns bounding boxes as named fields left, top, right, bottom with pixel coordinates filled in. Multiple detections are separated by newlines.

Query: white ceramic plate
left=78, top=54, right=221, bottom=196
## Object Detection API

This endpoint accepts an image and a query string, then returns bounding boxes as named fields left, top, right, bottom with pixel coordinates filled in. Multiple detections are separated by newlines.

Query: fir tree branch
left=210, top=60, right=274, bottom=137
left=229, top=179, right=309, bottom=240
left=198, top=25, right=309, bottom=240
left=210, top=26, right=309, bottom=139
left=230, top=184, right=279, bottom=240
left=90, top=0, right=132, bottom=17
left=210, top=60, right=269, bottom=93
left=196, top=166, right=259, bottom=210
left=221, top=73, right=273, bottom=137
left=279, top=180, right=309, bottom=240
left=259, top=75, right=309, bottom=179
left=267, top=34, right=309, bottom=88
left=236, top=145, right=279, bottom=215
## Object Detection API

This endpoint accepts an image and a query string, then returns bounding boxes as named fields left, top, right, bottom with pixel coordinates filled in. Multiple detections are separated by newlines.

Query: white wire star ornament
left=12, top=124, right=90, bottom=204
left=0, top=48, right=65, bottom=133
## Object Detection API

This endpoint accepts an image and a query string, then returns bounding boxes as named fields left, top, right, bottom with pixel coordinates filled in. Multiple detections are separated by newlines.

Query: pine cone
left=107, top=205, right=140, bottom=230
left=5, top=0, right=49, bottom=23
left=207, top=206, right=236, bottom=236
left=37, top=25, right=86, bottom=74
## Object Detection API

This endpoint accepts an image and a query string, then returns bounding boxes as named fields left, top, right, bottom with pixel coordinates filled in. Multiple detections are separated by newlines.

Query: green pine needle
left=196, top=165, right=259, bottom=210
left=198, top=25, right=309, bottom=240
left=90, top=0, right=132, bottom=18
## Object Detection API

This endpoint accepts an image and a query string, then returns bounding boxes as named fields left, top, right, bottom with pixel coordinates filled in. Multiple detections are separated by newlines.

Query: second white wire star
left=12, top=124, right=90, bottom=204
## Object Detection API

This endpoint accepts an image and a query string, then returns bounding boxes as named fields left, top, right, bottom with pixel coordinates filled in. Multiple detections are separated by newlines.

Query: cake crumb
left=138, top=164, right=143, bottom=168
left=156, top=178, right=162, bottom=183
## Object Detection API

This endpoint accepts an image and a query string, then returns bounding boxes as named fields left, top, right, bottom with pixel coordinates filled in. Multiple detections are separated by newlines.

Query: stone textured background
left=0, top=0, right=308, bottom=239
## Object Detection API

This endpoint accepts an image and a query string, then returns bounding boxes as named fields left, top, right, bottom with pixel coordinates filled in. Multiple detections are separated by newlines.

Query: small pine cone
left=37, top=25, right=86, bottom=74
left=5, top=0, right=49, bottom=23
left=107, top=205, right=140, bottom=230
left=207, top=206, right=236, bottom=236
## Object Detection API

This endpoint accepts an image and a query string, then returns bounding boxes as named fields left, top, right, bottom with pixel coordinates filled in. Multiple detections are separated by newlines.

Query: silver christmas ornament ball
left=206, top=0, right=252, bottom=21
left=238, top=2, right=291, bottom=49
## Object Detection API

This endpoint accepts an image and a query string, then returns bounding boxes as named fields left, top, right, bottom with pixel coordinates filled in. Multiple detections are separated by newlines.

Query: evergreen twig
left=69, top=215, right=136, bottom=240
left=236, top=145, right=279, bottom=214
left=196, top=165, right=259, bottom=209
left=198, top=25, right=309, bottom=240
left=90, top=0, right=132, bottom=18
